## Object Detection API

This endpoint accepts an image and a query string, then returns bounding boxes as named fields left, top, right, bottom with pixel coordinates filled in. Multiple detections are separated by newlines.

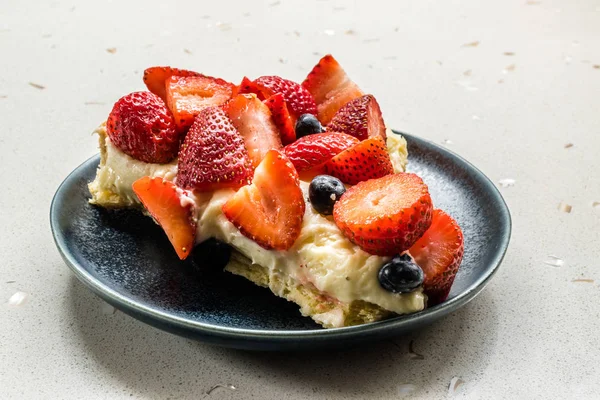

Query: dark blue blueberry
left=191, top=238, right=232, bottom=271
left=309, top=175, right=346, bottom=215
left=295, top=114, right=324, bottom=138
left=378, top=254, right=424, bottom=294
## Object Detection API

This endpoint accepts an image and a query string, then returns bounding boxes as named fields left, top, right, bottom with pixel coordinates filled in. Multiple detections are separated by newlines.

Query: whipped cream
left=89, top=127, right=178, bottom=207
left=89, top=126, right=424, bottom=320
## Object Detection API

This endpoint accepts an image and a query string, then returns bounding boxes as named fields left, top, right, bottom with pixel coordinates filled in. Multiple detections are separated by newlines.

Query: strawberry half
left=224, top=94, right=282, bottom=169
left=177, top=107, right=251, bottom=191
left=143, top=66, right=202, bottom=102
left=106, top=91, right=179, bottom=164
left=237, top=76, right=317, bottom=124
left=333, top=173, right=433, bottom=256
left=166, top=75, right=234, bottom=132
left=222, top=149, right=305, bottom=251
left=323, top=137, right=393, bottom=185
left=409, top=209, right=464, bottom=306
left=233, top=76, right=260, bottom=96
left=283, top=132, right=359, bottom=172
left=132, top=176, right=196, bottom=260
left=264, top=93, right=295, bottom=145
left=327, top=94, right=386, bottom=141
left=302, top=54, right=364, bottom=124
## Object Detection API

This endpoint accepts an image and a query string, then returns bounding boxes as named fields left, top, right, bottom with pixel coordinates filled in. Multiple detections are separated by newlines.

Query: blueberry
left=295, top=114, right=324, bottom=138
left=378, top=254, right=424, bottom=294
left=309, top=175, right=346, bottom=215
left=191, top=238, right=232, bottom=270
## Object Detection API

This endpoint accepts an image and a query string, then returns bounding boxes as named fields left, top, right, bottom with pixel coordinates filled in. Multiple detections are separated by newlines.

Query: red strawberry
left=264, top=93, right=295, bottom=145
left=283, top=132, right=359, bottom=172
left=333, top=173, right=433, bottom=256
left=106, top=91, right=179, bottom=164
left=237, top=76, right=317, bottom=123
left=323, top=137, right=393, bottom=185
left=222, top=149, right=305, bottom=250
left=177, top=107, right=251, bottom=191
left=166, top=75, right=234, bottom=132
left=233, top=76, right=260, bottom=96
left=143, top=66, right=202, bottom=102
left=409, top=209, right=464, bottom=305
left=224, top=94, right=282, bottom=169
left=132, top=176, right=196, bottom=260
left=302, top=54, right=364, bottom=124
left=327, top=94, right=386, bottom=141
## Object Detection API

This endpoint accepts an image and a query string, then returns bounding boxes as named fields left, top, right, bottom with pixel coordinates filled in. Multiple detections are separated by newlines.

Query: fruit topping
left=333, top=173, right=433, bottom=256
left=143, top=66, right=202, bottom=102
left=283, top=132, right=359, bottom=172
left=295, top=113, right=325, bottom=138
left=166, top=75, right=234, bottom=132
left=234, top=76, right=260, bottom=96
left=237, top=75, right=317, bottom=124
left=224, top=94, right=283, bottom=169
left=408, top=209, right=464, bottom=305
left=308, top=175, right=346, bottom=215
left=222, top=149, right=305, bottom=251
left=177, top=106, right=252, bottom=191
left=106, top=91, right=179, bottom=164
left=323, top=136, right=393, bottom=185
left=378, top=253, right=424, bottom=294
left=132, top=176, right=196, bottom=260
left=264, top=93, right=296, bottom=145
left=302, top=54, right=364, bottom=124
left=327, top=94, right=386, bottom=141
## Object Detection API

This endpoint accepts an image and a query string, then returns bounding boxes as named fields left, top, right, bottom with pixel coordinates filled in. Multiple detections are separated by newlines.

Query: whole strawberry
left=106, top=91, right=179, bottom=164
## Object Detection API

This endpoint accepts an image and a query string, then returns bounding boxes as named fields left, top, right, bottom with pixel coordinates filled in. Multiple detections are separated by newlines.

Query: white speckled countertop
left=2, top=0, right=600, bottom=398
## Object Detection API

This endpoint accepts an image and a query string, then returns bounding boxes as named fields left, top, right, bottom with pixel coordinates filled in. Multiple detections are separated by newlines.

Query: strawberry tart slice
left=88, top=55, right=463, bottom=328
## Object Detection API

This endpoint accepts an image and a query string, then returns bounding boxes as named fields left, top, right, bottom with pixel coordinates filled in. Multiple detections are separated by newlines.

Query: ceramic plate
left=50, top=131, right=511, bottom=351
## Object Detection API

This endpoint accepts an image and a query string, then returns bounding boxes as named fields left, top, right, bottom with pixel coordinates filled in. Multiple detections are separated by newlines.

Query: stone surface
left=1, top=0, right=599, bottom=398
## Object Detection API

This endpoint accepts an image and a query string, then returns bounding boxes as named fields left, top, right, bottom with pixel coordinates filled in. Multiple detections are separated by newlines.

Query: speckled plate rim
left=50, top=131, right=511, bottom=348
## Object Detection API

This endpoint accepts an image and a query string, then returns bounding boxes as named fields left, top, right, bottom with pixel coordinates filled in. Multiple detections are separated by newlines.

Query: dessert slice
left=88, top=55, right=464, bottom=328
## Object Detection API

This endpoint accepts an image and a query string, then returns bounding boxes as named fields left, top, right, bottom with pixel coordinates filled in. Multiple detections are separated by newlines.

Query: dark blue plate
left=50, top=131, right=510, bottom=351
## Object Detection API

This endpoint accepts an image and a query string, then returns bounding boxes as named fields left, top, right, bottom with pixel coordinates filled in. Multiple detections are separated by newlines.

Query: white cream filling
left=90, top=129, right=424, bottom=318
left=88, top=129, right=178, bottom=206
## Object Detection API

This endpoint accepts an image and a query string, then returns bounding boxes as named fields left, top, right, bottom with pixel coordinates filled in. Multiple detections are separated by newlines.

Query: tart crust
left=225, top=251, right=393, bottom=328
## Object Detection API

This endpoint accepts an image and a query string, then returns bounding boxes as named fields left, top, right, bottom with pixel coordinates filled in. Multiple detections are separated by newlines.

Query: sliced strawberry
left=409, top=209, right=464, bottom=306
left=132, top=176, right=196, bottom=260
left=237, top=76, right=317, bottom=124
left=302, top=54, right=364, bottom=124
left=233, top=76, right=260, bottom=97
left=224, top=94, right=282, bottom=169
left=333, top=173, right=433, bottom=256
left=166, top=75, right=234, bottom=132
left=143, top=66, right=202, bottom=102
left=106, top=91, right=179, bottom=164
left=283, top=132, right=359, bottom=172
left=222, top=150, right=305, bottom=250
left=327, top=94, right=386, bottom=141
left=323, top=137, right=393, bottom=185
left=177, top=107, right=251, bottom=191
left=264, top=93, right=295, bottom=145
